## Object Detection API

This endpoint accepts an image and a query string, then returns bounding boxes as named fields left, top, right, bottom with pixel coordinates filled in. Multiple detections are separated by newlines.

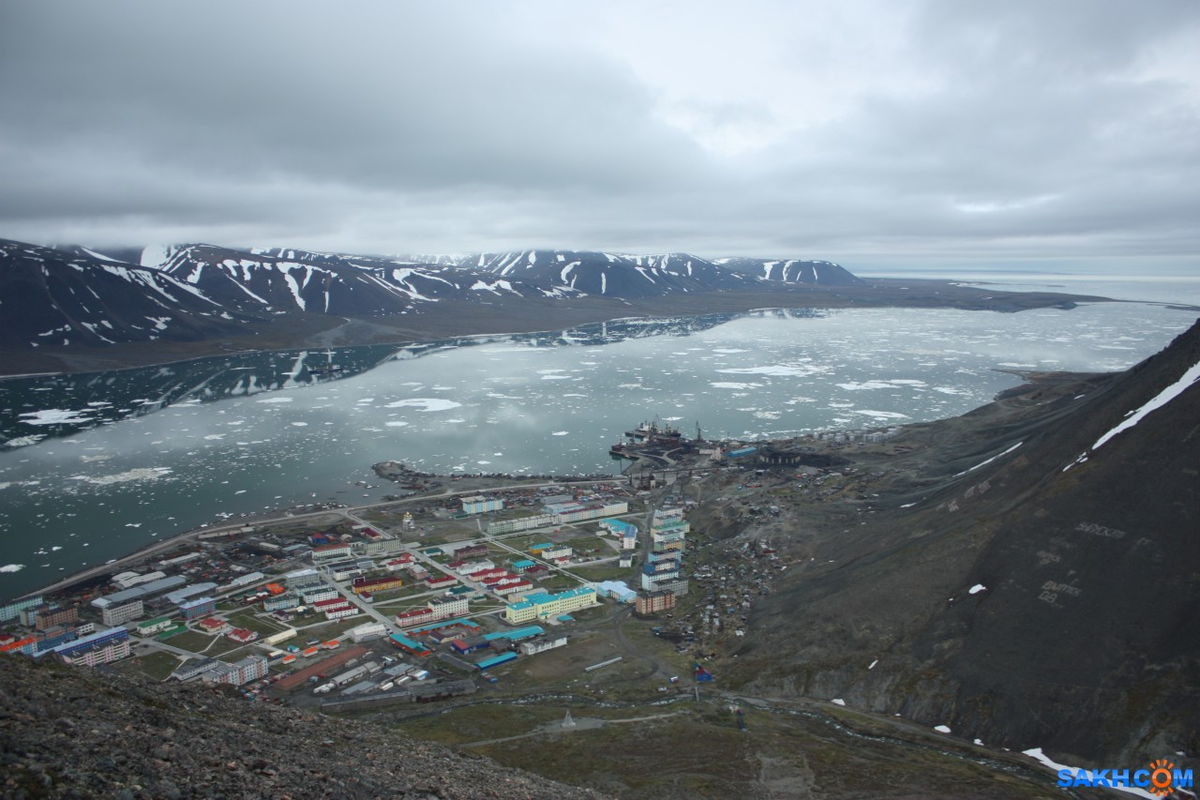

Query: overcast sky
left=1, top=1, right=1197, bottom=272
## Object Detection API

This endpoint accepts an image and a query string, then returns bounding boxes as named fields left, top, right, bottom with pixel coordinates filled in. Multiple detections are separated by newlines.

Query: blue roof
left=476, top=651, right=518, bottom=669
left=407, top=616, right=481, bottom=635
left=484, top=626, right=545, bottom=641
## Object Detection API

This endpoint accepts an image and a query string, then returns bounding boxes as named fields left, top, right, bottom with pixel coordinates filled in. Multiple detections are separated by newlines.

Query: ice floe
left=383, top=398, right=463, bottom=412
left=19, top=409, right=94, bottom=425
left=717, top=365, right=824, bottom=377
left=79, top=468, right=173, bottom=485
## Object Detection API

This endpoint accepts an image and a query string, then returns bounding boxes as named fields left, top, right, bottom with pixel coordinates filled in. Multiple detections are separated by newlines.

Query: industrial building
left=157, top=552, right=202, bottom=570
left=165, top=582, right=219, bottom=606
left=483, top=626, right=545, bottom=643
left=91, top=575, right=187, bottom=610
left=475, top=651, right=518, bottom=670
left=228, top=571, right=266, bottom=588
left=111, top=571, right=164, bottom=590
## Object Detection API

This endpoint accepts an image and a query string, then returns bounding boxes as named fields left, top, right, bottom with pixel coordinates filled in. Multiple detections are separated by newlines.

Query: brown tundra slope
left=733, top=317, right=1200, bottom=768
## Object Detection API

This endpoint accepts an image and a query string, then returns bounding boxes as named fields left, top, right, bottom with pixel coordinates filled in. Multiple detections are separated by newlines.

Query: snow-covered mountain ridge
left=0, top=237, right=861, bottom=352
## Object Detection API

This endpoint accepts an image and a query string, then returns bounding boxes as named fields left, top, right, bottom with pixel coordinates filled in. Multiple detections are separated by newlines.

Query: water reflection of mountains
left=1, top=309, right=821, bottom=445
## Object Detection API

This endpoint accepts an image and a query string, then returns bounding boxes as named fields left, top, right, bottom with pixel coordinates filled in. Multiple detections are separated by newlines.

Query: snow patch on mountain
left=1092, top=357, right=1200, bottom=450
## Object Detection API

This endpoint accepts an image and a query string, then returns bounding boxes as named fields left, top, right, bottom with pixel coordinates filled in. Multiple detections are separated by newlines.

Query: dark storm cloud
left=0, top=1, right=1197, bottom=267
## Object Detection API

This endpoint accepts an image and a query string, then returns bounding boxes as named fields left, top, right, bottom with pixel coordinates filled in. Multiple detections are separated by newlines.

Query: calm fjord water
left=1, top=290, right=1197, bottom=601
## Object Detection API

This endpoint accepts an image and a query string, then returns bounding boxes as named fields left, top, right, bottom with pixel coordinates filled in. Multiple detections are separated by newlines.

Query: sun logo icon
left=1148, top=758, right=1176, bottom=796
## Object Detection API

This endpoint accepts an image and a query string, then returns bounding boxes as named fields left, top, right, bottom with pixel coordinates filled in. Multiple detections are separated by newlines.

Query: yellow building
left=504, top=587, right=598, bottom=623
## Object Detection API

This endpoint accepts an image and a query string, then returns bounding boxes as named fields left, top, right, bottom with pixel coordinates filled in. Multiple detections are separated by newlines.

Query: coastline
left=0, top=280, right=1115, bottom=378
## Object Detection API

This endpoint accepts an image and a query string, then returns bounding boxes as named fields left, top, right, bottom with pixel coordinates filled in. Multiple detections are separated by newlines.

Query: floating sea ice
left=0, top=564, right=25, bottom=573
left=969, top=584, right=986, bottom=594
left=384, top=398, right=462, bottom=412
left=18, top=409, right=94, bottom=425
left=717, top=365, right=823, bottom=377
left=290, top=422, right=308, bottom=427
left=385, top=421, right=408, bottom=427
left=551, top=431, right=569, bottom=436
left=85, top=468, right=172, bottom=485
left=854, top=410, right=909, bottom=420
left=3, top=435, right=46, bottom=447
left=256, top=396, right=294, bottom=404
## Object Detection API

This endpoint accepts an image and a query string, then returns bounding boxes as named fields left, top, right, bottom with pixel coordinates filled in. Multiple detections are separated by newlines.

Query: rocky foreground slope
left=0, top=655, right=605, bottom=799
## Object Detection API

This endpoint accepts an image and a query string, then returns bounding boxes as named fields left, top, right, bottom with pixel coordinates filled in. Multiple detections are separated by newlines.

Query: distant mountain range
left=0, top=238, right=862, bottom=352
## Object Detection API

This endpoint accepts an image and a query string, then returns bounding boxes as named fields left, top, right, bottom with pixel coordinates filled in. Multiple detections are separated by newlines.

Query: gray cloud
left=1, top=1, right=1197, bottom=270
